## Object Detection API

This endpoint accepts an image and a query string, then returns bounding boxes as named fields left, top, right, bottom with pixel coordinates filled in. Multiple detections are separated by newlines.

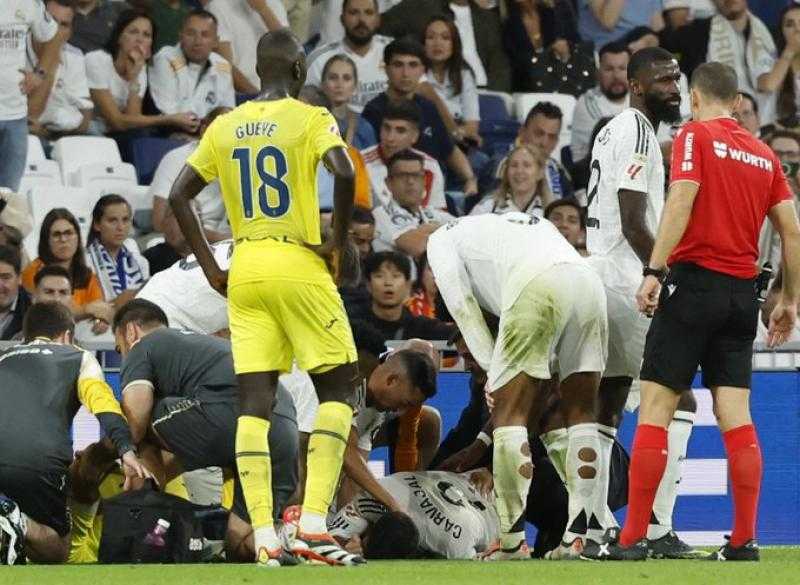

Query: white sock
left=648, top=409, right=695, bottom=540
left=564, top=423, right=601, bottom=543
left=585, top=423, right=618, bottom=542
left=298, top=511, right=328, bottom=535
left=253, top=525, right=281, bottom=556
left=540, top=428, right=568, bottom=483
left=493, top=426, right=532, bottom=549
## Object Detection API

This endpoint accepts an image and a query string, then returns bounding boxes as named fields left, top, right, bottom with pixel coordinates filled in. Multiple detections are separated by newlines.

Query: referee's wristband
left=476, top=431, right=492, bottom=447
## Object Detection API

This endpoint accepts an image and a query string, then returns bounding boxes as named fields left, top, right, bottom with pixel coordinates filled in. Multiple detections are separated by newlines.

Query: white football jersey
left=586, top=108, right=664, bottom=288
left=137, top=240, right=233, bottom=335
left=427, top=212, right=582, bottom=371
left=328, top=471, right=499, bottom=559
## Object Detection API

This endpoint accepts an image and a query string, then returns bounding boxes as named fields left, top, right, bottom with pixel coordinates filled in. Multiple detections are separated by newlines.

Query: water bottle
left=143, top=518, right=170, bottom=549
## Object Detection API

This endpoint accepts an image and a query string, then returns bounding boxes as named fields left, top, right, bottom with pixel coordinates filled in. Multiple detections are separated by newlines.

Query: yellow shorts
left=227, top=239, right=357, bottom=374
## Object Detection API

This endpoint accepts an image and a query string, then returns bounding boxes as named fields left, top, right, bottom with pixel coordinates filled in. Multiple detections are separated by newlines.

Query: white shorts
left=279, top=364, right=317, bottom=434
left=487, top=263, right=608, bottom=390
left=603, top=284, right=650, bottom=379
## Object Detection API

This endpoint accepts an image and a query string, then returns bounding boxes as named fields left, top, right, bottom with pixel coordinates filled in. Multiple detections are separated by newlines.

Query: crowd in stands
left=0, top=0, right=798, bottom=345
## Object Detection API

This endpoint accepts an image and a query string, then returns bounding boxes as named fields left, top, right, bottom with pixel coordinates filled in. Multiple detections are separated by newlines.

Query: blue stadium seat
left=479, top=93, right=512, bottom=122
left=131, top=137, right=183, bottom=185
left=479, top=119, right=520, bottom=157
left=236, top=93, right=257, bottom=106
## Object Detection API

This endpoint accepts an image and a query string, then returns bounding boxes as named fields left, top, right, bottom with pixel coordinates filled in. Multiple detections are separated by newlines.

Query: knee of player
left=312, top=361, right=362, bottom=405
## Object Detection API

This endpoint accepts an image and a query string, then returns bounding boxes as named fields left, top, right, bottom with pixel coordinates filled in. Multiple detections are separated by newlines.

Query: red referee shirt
left=669, top=118, right=792, bottom=278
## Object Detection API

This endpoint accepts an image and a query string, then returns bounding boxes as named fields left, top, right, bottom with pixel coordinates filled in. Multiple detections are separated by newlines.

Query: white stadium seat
left=71, top=161, right=138, bottom=196
left=17, top=159, right=62, bottom=200
left=513, top=92, right=577, bottom=155
left=23, top=186, right=96, bottom=259
left=26, top=135, right=46, bottom=162
left=51, top=136, right=123, bottom=185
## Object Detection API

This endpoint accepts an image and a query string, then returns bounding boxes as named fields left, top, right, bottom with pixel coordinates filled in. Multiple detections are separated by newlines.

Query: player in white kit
left=428, top=212, right=608, bottom=560
left=329, top=469, right=499, bottom=559
left=585, top=47, right=697, bottom=558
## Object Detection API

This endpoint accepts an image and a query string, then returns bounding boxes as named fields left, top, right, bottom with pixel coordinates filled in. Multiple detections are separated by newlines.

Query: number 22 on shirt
left=231, top=145, right=291, bottom=219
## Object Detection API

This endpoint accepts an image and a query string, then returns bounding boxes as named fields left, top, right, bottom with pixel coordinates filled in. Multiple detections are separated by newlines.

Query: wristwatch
left=642, top=266, right=667, bottom=282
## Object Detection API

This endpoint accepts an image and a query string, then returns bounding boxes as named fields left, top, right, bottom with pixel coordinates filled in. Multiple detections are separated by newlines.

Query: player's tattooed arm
left=618, top=189, right=656, bottom=266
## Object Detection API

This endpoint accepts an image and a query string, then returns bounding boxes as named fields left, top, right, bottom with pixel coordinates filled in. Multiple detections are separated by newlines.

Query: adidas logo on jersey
left=713, top=141, right=773, bottom=171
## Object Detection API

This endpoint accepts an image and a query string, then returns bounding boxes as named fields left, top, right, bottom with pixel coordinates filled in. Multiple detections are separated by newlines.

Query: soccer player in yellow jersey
left=169, top=29, right=363, bottom=567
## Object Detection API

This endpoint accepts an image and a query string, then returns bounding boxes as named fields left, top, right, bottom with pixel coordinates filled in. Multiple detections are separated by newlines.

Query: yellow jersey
left=187, top=98, right=346, bottom=245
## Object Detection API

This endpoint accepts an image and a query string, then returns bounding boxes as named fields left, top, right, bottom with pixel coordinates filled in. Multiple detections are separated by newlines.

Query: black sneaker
left=648, top=531, right=701, bottom=559
left=580, top=528, right=648, bottom=561
left=0, top=494, right=26, bottom=565
left=706, top=538, right=759, bottom=562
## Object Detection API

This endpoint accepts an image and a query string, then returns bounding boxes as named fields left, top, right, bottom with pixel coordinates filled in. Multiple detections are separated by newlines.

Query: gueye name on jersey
left=234, top=121, right=279, bottom=140
left=403, top=476, right=463, bottom=539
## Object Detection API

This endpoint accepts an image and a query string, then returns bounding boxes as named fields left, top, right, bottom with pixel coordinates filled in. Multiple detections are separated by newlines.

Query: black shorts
left=0, top=464, right=70, bottom=537
left=152, top=398, right=238, bottom=471
left=640, top=263, right=758, bottom=392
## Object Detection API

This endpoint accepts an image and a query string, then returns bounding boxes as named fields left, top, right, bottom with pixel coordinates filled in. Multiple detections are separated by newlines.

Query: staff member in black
left=583, top=62, right=800, bottom=562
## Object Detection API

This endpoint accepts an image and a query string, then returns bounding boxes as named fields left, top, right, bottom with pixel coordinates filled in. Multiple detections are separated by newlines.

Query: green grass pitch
left=6, top=549, right=800, bottom=585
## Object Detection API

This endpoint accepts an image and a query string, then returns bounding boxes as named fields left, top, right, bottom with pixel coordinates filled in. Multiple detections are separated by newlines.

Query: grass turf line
left=5, top=550, right=800, bottom=585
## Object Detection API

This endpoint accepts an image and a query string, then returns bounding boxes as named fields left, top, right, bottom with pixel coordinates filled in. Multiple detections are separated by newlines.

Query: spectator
left=320, top=54, right=378, bottom=149
left=148, top=9, right=234, bottom=122
left=86, top=194, right=150, bottom=307
left=307, top=0, right=392, bottom=113
left=0, top=1, right=58, bottom=192
left=350, top=206, right=376, bottom=259
left=21, top=208, right=113, bottom=331
left=660, top=0, right=777, bottom=124
left=361, top=101, right=446, bottom=209
left=350, top=249, right=454, bottom=341
left=422, top=15, right=481, bottom=147
left=319, top=0, right=401, bottom=45
left=85, top=10, right=200, bottom=137
left=759, top=130, right=800, bottom=268
left=765, top=4, right=800, bottom=129
left=663, top=0, right=718, bottom=28
left=207, top=0, right=289, bottom=94
left=577, top=0, right=664, bottom=50
left=71, top=0, right=129, bottom=54
left=0, top=245, right=31, bottom=341
left=472, top=144, right=554, bottom=217
left=372, top=150, right=453, bottom=259
left=405, top=252, right=437, bottom=318
left=570, top=41, right=629, bottom=162
left=283, top=0, right=313, bottom=43
left=147, top=107, right=231, bottom=244
left=32, top=264, right=73, bottom=305
left=362, top=38, right=478, bottom=198
left=136, top=0, right=193, bottom=51
left=27, top=0, right=93, bottom=144
left=544, top=197, right=587, bottom=255
left=379, top=0, right=511, bottom=92
left=733, top=91, right=761, bottom=137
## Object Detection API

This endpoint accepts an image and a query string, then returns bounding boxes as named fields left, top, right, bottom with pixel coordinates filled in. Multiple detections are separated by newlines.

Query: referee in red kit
left=583, top=62, right=800, bottom=562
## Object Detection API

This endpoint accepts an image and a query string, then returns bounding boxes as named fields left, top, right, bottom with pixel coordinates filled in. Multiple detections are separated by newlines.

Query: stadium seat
left=512, top=92, right=577, bottom=156
left=478, top=91, right=513, bottom=122
left=26, top=134, right=46, bottom=162
left=479, top=119, right=520, bottom=157
left=51, top=136, right=123, bottom=185
left=131, top=136, right=183, bottom=185
left=23, top=186, right=96, bottom=259
left=70, top=162, right=138, bottom=198
left=17, top=159, right=62, bottom=199
left=236, top=93, right=257, bottom=106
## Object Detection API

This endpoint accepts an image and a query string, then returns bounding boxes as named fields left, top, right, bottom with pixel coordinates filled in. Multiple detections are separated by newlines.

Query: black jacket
left=0, top=289, right=31, bottom=341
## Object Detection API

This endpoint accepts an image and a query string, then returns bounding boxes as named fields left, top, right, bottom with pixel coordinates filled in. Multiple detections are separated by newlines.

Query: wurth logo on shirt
left=713, top=141, right=773, bottom=171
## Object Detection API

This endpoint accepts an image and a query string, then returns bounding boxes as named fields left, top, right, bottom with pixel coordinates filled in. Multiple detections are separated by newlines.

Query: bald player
left=169, top=29, right=362, bottom=566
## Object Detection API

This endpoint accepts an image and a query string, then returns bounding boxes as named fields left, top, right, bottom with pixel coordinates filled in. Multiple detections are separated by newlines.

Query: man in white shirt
left=147, top=107, right=231, bottom=244
left=149, top=10, right=235, bottom=120
left=585, top=47, right=697, bottom=558
left=307, top=0, right=392, bottom=112
left=207, top=0, right=288, bottom=93
left=571, top=41, right=630, bottom=162
left=372, top=150, right=453, bottom=259
left=428, top=212, right=607, bottom=560
left=361, top=100, right=445, bottom=210
left=0, top=0, right=58, bottom=191
left=27, top=0, right=92, bottom=140
left=329, top=469, right=499, bottom=559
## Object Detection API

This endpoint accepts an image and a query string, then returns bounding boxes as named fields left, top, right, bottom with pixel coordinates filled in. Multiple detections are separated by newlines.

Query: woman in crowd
left=86, top=194, right=150, bottom=307
left=422, top=15, right=481, bottom=147
left=21, top=208, right=113, bottom=332
left=470, top=144, right=554, bottom=217
left=85, top=10, right=199, bottom=137
left=320, top=55, right=377, bottom=150
left=406, top=253, right=437, bottom=319
left=763, top=3, right=800, bottom=129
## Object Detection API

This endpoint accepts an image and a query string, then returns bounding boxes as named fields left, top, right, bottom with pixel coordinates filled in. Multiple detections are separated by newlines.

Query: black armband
left=95, top=412, right=135, bottom=458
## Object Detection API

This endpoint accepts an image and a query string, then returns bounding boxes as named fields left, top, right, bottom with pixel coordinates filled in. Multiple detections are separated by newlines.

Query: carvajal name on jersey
left=235, top=121, right=279, bottom=139
left=403, top=476, right=464, bottom=539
